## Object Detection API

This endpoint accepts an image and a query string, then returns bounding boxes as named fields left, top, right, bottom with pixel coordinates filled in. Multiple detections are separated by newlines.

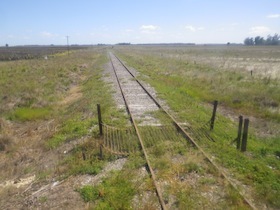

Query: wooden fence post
left=210, top=100, right=218, bottom=130
left=97, top=104, right=103, bottom=136
left=236, top=116, right=243, bottom=150
left=241, top=118, right=249, bottom=152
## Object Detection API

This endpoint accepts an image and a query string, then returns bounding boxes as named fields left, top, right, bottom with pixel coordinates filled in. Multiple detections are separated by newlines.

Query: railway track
left=107, top=52, right=256, bottom=210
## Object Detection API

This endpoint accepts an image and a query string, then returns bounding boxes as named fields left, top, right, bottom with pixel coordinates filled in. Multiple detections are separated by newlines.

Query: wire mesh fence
left=100, top=101, right=247, bottom=157
left=101, top=123, right=139, bottom=156
left=100, top=123, right=190, bottom=156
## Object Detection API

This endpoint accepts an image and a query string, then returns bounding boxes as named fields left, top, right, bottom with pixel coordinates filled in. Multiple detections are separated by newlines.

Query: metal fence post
left=236, top=116, right=243, bottom=150
left=241, top=118, right=249, bottom=152
left=210, top=100, right=218, bottom=130
left=99, top=144, right=103, bottom=160
left=97, top=104, right=103, bottom=136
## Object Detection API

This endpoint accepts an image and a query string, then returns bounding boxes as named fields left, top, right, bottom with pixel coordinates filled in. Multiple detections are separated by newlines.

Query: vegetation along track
left=106, top=52, right=257, bottom=209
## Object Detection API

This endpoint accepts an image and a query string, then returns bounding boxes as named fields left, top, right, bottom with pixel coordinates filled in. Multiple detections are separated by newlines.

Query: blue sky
left=1, top=0, right=279, bottom=45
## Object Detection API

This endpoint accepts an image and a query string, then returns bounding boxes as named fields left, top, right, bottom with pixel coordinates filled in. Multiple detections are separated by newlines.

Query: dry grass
left=0, top=48, right=111, bottom=209
left=0, top=135, right=13, bottom=152
left=114, top=45, right=280, bottom=209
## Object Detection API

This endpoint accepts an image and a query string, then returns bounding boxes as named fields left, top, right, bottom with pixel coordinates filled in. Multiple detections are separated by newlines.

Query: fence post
left=210, top=100, right=218, bottom=130
left=97, top=104, right=103, bottom=136
left=236, top=116, right=243, bottom=150
left=241, top=118, right=249, bottom=152
left=99, top=144, right=103, bottom=160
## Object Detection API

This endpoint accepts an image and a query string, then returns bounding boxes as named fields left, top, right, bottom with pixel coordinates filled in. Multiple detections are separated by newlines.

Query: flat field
left=0, top=47, right=114, bottom=209
left=0, top=45, right=279, bottom=209
left=115, top=44, right=280, bottom=209
left=116, top=45, right=280, bottom=123
left=0, top=45, right=87, bottom=61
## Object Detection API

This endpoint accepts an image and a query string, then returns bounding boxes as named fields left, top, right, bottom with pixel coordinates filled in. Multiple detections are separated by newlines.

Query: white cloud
left=40, top=31, right=58, bottom=38
left=249, top=26, right=271, bottom=35
left=140, top=25, right=159, bottom=30
left=140, top=25, right=160, bottom=34
left=267, top=14, right=280, bottom=18
left=185, top=25, right=204, bottom=32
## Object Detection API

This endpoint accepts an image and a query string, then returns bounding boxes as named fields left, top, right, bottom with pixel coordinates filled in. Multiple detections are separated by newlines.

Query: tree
left=244, top=37, right=254, bottom=45
left=5, top=44, right=8, bottom=47
left=266, top=34, right=279, bottom=45
left=266, top=35, right=273, bottom=45
left=272, top=34, right=280, bottom=45
left=254, top=36, right=265, bottom=45
left=244, top=34, right=279, bottom=46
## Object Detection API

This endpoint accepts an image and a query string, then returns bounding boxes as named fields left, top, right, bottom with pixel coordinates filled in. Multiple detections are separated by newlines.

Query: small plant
left=126, top=152, right=146, bottom=169
left=259, top=147, right=268, bottom=157
left=78, top=185, right=99, bottom=202
left=183, top=162, right=202, bottom=173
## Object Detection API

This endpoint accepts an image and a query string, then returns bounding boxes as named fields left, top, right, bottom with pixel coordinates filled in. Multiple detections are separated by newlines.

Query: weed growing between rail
left=137, top=125, right=249, bottom=209
left=116, top=47, right=280, bottom=209
left=77, top=150, right=164, bottom=209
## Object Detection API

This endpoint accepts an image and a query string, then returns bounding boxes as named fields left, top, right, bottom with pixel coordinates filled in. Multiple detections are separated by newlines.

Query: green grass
left=11, top=107, right=51, bottom=121
left=116, top=47, right=280, bottom=121
left=79, top=185, right=99, bottom=202
left=2, top=46, right=279, bottom=208
left=78, top=171, right=136, bottom=209
left=46, top=117, right=93, bottom=149
left=44, top=50, right=129, bottom=149
left=115, top=47, right=280, bottom=209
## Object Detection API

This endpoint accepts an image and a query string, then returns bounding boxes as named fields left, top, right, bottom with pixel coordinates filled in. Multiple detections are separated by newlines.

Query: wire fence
left=100, top=102, right=247, bottom=156
left=183, top=109, right=245, bottom=151
left=100, top=123, right=189, bottom=156
left=101, top=123, right=139, bottom=156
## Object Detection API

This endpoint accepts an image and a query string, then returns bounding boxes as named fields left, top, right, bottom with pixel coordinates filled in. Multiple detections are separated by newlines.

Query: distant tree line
left=116, top=43, right=131, bottom=45
left=244, top=34, right=280, bottom=45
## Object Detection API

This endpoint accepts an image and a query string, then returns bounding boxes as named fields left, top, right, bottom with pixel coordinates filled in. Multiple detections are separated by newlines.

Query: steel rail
left=112, top=53, right=257, bottom=210
left=109, top=53, right=167, bottom=210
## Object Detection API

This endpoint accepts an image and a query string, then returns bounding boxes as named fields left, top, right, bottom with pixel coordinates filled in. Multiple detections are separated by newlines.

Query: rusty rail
left=109, top=53, right=167, bottom=210
left=111, top=52, right=257, bottom=210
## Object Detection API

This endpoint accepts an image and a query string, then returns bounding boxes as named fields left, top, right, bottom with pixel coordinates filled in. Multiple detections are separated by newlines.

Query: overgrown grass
left=45, top=51, right=129, bottom=149
left=46, top=117, right=93, bottom=149
left=116, top=47, right=280, bottom=121
left=78, top=171, right=136, bottom=209
left=115, top=47, right=280, bottom=208
left=58, top=140, right=106, bottom=177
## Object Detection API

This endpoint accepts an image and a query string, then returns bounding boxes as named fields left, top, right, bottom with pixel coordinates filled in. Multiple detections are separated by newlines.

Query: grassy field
left=0, top=45, right=279, bottom=209
left=0, top=47, right=121, bottom=208
left=0, top=45, right=87, bottom=61
left=114, top=45, right=280, bottom=208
